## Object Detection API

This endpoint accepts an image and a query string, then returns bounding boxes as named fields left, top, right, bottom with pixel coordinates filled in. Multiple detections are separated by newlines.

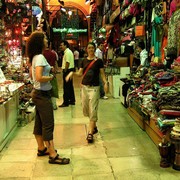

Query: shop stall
left=90, top=0, right=180, bottom=152
left=0, top=0, right=37, bottom=151
left=0, top=79, right=23, bottom=151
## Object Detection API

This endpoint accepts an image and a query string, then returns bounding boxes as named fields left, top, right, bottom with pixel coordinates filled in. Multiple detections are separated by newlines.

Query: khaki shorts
left=81, top=85, right=100, bottom=122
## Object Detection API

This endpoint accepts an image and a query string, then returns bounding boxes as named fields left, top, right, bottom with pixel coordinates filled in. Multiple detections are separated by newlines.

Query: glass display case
left=0, top=68, right=24, bottom=151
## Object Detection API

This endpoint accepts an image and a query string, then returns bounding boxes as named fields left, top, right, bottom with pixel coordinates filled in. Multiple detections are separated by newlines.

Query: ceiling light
left=68, top=10, right=72, bottom=16
left=61, top=7, right=66, bottom=12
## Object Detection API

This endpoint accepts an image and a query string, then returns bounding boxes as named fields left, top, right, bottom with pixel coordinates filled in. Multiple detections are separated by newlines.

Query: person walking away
left=66, top=42, right=108, bottom=143
left=52, top=45, right=61, bottom=73
left=26, top=31, right=70, bottom=164
left=59, top=40, right=75, bottom=107
left=43, top=42, right=59, bottom=110
left=107, top=43, right=114, bottom=64
left=73, top=47, right=79, bottom=71
left=95, top=42, right=108, bottom=99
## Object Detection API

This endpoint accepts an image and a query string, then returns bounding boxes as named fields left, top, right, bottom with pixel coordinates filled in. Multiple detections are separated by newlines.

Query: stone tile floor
left=0, top=74, right=179, bottom=179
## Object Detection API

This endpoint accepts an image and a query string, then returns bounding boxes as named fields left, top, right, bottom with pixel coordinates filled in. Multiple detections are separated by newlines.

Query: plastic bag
left=50, top=76, right=59, bottom=98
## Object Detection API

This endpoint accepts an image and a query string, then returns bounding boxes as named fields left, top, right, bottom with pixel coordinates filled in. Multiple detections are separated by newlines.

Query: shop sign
left=53, top=28, right=87, bottom=33
left=135, top=25, right=145, bottom=37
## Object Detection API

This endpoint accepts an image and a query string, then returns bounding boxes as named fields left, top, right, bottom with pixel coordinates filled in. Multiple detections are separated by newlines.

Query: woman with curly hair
left=26, top=31, right=70, bottom=164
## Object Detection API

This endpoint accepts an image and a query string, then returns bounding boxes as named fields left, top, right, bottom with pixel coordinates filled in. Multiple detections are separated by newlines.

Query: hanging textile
left=167, top=8, right=180, bottom=57
left=151, top=16, right=164, bottom=58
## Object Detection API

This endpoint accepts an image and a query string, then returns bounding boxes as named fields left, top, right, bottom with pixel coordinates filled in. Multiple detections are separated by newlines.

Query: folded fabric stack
left=157, top=82, right=180, bottom=111
left=150, top=62, right=165, bottom=70
left=155, top=71, right=178, bottom=87
left=156, top=83, right=180, bottom=130
left=157, top=117, right=175, bottom=131
left=171, top=118, right=180, bottom=139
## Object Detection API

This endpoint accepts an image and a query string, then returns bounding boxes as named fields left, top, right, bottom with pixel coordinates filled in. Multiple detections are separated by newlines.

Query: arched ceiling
left=46, top=0, right=91, bottom=18
left=45, top=0, right=92, bottom=38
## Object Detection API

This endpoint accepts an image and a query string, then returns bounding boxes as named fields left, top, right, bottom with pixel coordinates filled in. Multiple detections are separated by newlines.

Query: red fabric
left=159, top=77, right=177, bottom=87
left=175, top=56, right=180, bottom=64
left=160, top=110, right=180, bottom=116
left=129, top=3, right=135, bottom=15
left=122, top=34, right=131, bottom=42
left=43, top=49, right=57, bottom=66
left=125, top=0, right=130, bottom=6
left=161, top=36, right=167, bottom=62
left=169, top=0, right=176, bottom=18
left=128, top=3, right=140, bottom=17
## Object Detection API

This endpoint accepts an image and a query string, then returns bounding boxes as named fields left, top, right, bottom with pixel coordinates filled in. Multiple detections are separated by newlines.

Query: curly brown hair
left=26, top=31, right=46, bottom=63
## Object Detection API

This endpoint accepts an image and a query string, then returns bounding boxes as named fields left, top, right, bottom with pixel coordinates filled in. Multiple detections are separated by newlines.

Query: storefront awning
left=109, top=6, right=120, bottom=24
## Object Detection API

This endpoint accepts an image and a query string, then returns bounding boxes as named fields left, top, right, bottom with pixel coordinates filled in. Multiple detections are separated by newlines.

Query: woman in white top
left=26, top=31, right=70, bottom=165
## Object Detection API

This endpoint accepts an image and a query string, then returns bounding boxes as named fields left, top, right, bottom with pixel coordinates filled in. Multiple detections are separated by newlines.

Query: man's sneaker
left=101, top=96, right=108, bottom=100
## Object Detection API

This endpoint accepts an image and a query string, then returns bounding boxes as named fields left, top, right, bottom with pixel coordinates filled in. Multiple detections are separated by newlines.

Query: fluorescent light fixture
left=61, top=7, right=66, bottom=12
left=68, top=10, right=72, bottom=16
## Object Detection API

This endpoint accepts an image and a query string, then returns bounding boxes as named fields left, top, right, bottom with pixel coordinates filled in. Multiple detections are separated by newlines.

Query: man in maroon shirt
left=43, top=44, right=59, bottom=110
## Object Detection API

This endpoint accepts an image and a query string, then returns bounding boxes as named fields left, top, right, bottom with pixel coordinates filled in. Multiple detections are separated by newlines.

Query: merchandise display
left=171, top=118, right=180, bottom=138
left=170, top=118, right=180, bottom=170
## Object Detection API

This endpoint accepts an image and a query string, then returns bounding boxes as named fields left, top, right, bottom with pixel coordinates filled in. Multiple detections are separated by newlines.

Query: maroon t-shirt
left=43, top=49, right=57, bottom=67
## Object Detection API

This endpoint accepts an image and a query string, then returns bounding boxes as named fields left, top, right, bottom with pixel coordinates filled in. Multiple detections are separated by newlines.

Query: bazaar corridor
left=0, top=74, right=179, bottom=180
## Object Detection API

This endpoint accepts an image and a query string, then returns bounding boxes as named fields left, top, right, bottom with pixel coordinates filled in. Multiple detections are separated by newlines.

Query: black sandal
left=86, top=133, right=94, bottom=143
left=37, top=147, right=49, bottom=156
left=93, top=127, right=98, bottom=134
left=37, top=148, right=57, bottom=156
left=49, top=154, right=70, bottom=165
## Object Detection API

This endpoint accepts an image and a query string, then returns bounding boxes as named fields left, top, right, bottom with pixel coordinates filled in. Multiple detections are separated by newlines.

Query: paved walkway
left=0, top=74, right=179, bottom=179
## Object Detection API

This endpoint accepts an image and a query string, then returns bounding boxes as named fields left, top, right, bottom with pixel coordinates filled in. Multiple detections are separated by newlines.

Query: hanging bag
left=50, top=76, right=59, bottom=98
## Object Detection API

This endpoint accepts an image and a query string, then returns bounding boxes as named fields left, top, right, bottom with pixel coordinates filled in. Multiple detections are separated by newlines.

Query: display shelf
left=128, top=107, right=171, bottom=146
left=144, top=118, right=171, bottom=146
left=0, top=92, right=19, bottom=151
left=144, top=120, right=163, bottom=146
left=0, top=83, right=24, bottom=151
left=127, top=107, right=145, bottom=130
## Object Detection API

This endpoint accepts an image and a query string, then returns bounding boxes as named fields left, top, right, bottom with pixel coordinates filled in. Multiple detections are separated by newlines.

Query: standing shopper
left=66, top=42, right=108, bottom=143
left=43, top=43, right=59, bottom=110
left=26, top=31, right=70, bottom=165
left=73, top=47, right=80, bottom=70
left=95, top=42, right=108, bottom=100
left=59, top=40, right=75, bottom=107
left=107, top=43, right=114, bottom=63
